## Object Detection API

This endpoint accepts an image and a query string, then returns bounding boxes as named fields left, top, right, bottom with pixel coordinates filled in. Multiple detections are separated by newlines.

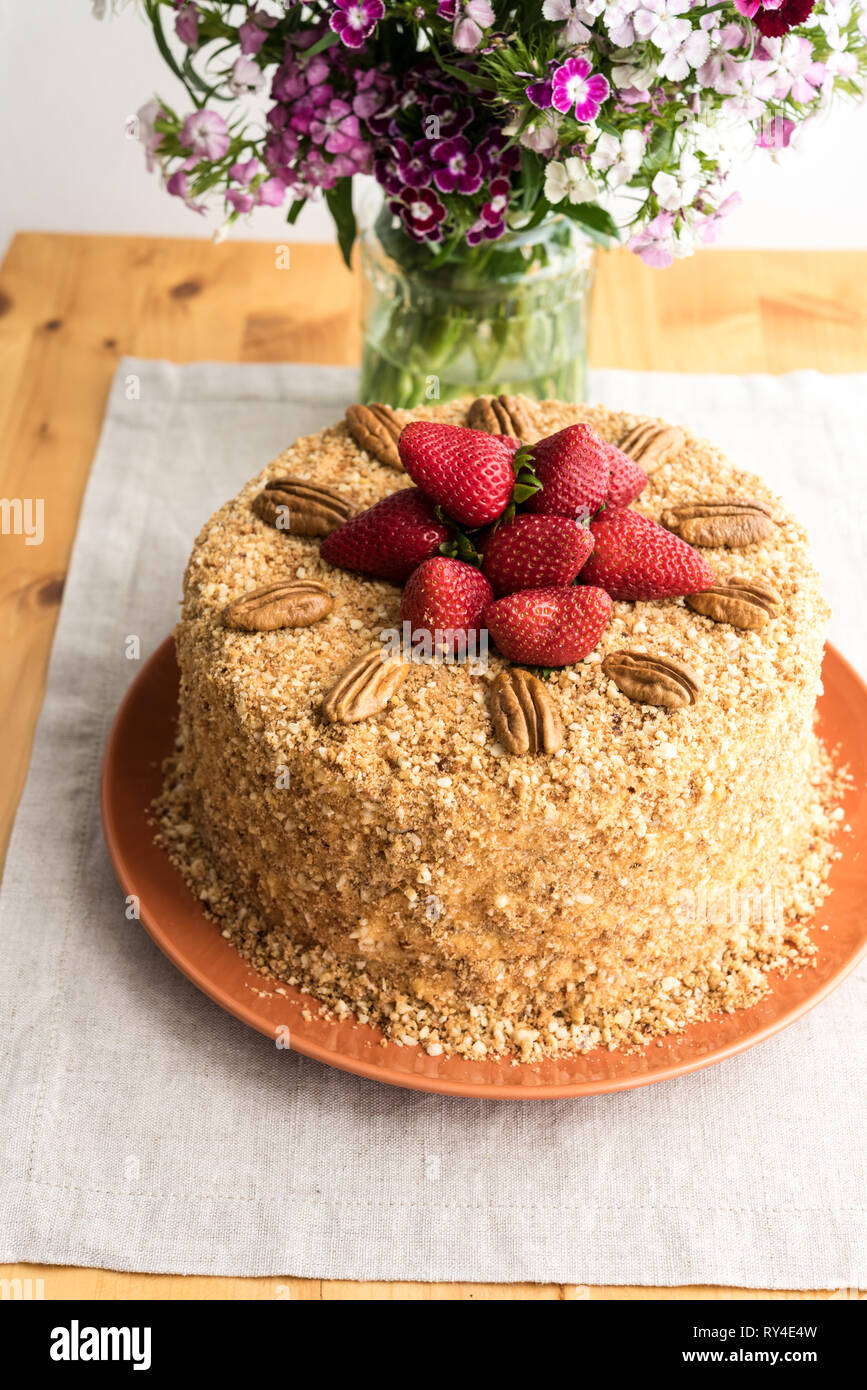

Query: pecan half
left=660, top=498, right=775, bottom=548
left=223, top=580, right=333, bottom=632
left=253, top=478, right=353, bottom=537
left=466, top=394, right=536, bottom=440
left=321, top=648, right=408, bottom=724
left=488, top=669, right=564, bottom=756
left=346, top=403, right=405, bottom=471
left=686, top=578, right=781, bottom=631
left=619, top=422, right=685, bottom=474
left=602, top=651, right=700, bottom=709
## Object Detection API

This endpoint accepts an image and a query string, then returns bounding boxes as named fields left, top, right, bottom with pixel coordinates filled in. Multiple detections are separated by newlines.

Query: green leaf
left=286, top=198, right=306, bottom=226
left=305, top=30, right=340, bottom=59
left=325, top=179, right=357, bottom=270
left=519, top=149, right=543, bottom=214
left=556, top=201, right=620, bottom=244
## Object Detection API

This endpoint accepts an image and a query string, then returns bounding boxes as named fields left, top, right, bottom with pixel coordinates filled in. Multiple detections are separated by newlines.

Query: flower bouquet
left=119, top=0, right=866, bottom=404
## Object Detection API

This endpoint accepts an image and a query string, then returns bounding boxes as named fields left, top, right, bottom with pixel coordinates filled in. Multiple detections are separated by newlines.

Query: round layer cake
left=159, top=397, right=841, bottom=1060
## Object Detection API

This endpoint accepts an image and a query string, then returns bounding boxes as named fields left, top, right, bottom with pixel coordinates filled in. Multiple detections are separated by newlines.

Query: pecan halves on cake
left=488, top=669, right=564, bottom=755
left=467, top=394, right=535, bottom=440
left=602, top=652, right=700, bottom=709
left=321, top=649, right=408, bottom=724
left=345, top=403, right=405, bottom=471
left=223, top=580, right=333, bottom=632
left=618, top=422, right=685, bottom=474
left=686, top=579, right=781, bottom=631
left=660, top=499, right=775, bottom=548
left=253, top=478, right=353, bottom=537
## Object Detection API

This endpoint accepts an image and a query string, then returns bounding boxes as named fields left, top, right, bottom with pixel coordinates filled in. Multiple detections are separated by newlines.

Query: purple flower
left=329, top=0, right=385, bottom=50
left=480, top=175, right=510, bottom=227
left=526, top=79, right=553, bottom=109
left=394, top=138, right=433, bottom=189
left=180, top=110, right=230, bottom=160
left=430, top=135, right=484, bottom=194
left=226, top=188, right=255, bottom=215
left=391, top=187, right=447, bottom=242
left=239, top=8, right=278, bottom=57
left=427, top=93, right=474, bottom=140
left=551, top=57, right=610, bottom=123
left=437, top=0, right=457, bottom=17
left=174, top=2, right=199, bottom=49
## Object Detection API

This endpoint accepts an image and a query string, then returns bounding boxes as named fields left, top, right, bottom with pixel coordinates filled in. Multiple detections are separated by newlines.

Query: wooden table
left=1, top=234, right=864, bottom=1302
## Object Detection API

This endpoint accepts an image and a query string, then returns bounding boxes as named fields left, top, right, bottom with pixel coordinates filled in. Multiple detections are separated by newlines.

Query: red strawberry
left=581, top=508, right=715, bottom=601
left=522, top=424, right=610, bottom=521
left=320, top=487, right=449, bottom=584
left=484, top=586, right=612, bottom=667
left=605, top=442, right=648, bottom=509
left=398, top=421, right=519, bottom=528
left=480, top=514, right=594, bottom=597
left=400, top=557, right=493, bottom=654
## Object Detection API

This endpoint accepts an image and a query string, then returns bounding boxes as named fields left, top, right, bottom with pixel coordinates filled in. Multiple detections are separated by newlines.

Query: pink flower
left=551, top=57, right=610, bottom=122
left=239, top=8, right=278, bottom=56
left=180, top=110, right=230, bottom=160
left=136, top=100, right=165, bottom=173
left=174, top=2, right=199, bottom=49
left=310, top=99, right=363, bottom=155
left=628, top=212, right=676, bottom=268
left=453, top=1, right=495, bottom=52
left=167, top=169, right=206, bottom=214
left=696, top=192, right=742, bottom=243
left=230, top=56, right=265, bottom=96
left=256, top=177, right=287, bottom=207
left=329, top=0, right=385, bottom=50
left=226, top=189, right=255, bottom=215
left=229, top=158, right=260, bottom=186
left=755, top=115, right=796, bottom=147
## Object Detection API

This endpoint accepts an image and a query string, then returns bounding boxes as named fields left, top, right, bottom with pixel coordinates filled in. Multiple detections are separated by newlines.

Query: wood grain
left=1, top=233, right=865, bottom=1303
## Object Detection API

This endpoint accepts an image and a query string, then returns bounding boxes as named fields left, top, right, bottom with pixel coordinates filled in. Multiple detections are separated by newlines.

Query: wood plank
left=1, top=233, right=865, bottom=1303
left=0, top=1264, right=853, bottom=1301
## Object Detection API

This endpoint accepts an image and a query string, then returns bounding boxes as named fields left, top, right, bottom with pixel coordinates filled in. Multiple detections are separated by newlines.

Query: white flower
left=603, top=0, right=641, bottom=48
left=520, top=111, right=562, bottom=154
left=610, top=58, right=658, bottom=92
left=591, top=129, right=646, bottom=188
left=229, top=56, right=265, bottom=97
left=656, top=24, right=711, bottom=81
left=544, top=157, right=599, bottom=205
left=542, top=0, right=593, bottom=44
left=633, top=0, right=690, bottom=43
left=652, top=153, right=702, bottom=211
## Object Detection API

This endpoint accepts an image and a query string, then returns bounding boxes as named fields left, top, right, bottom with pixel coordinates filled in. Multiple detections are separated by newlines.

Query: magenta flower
left=226, top=188, right=255, bottom=215
left=734, top=0, right=816, bottom=38
left=755, top=116, right=796, bottom=149
left=330, top=0, right=385, bottom=50
left=256, top=176, right=287, bottom=207
left=230, top=157, right=260, bottom=186
left=393, top=139, right=433, bottom=189
left=428, top=94, right=473, bottom=139
left=480, top=175, right=510, bottom=228
left=551, top=57, right=610, bottom=123
left=174, top=2, right=199, bottom=49
left=180, top=110, right=230, bottom=160
left=430, top=136, right=484, bottom=195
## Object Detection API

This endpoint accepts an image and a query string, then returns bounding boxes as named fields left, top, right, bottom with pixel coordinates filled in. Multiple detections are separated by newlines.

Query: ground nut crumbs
left=153, top=397, right=848, bottom=1062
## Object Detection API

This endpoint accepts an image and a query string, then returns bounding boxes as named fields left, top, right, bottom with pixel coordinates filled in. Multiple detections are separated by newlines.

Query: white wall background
left=2, top=0, right=866, bottom=260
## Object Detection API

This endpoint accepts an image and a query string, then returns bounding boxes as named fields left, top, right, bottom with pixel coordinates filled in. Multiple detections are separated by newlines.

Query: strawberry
left=604, top=441, right=648, bottom=509
left=320, top=487, right=450, bottom=584
left=522, top=423, right=610, bottom=521
left=484, top=585, right=613, bottom=667
left=581, top=507, right=715, bottom=601
left=398, top=421, right=520, bottom=528
left=480, top=514, right=594, bottom=597
left=400, top=557, right=493, bottom=654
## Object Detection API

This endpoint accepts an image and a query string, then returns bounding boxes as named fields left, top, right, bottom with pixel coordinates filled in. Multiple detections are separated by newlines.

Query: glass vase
left=359, top=204, right=595, bottom=410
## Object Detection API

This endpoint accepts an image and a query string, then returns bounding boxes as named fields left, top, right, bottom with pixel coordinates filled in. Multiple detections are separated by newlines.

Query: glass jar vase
left=359, top=204, right=595, bottom=409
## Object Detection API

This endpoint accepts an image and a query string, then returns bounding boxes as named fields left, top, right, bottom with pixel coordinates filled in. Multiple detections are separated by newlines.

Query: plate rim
left=101, top=636, right=867, bottom=1099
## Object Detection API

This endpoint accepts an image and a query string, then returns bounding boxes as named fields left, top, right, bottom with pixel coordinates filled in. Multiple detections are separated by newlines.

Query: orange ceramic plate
left=101, top=637, right=867, bottom=1099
